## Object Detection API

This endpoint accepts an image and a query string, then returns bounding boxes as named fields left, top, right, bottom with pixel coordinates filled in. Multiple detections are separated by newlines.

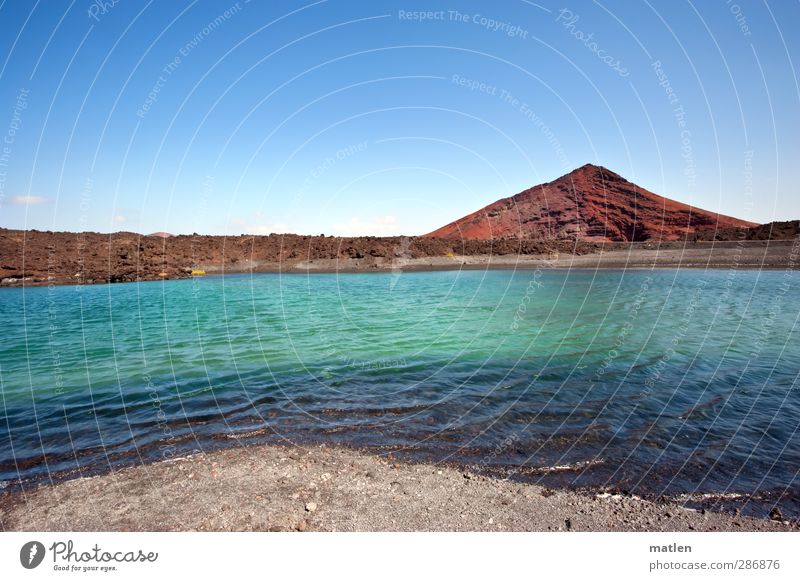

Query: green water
left=1, top=268, right=798, bottom=516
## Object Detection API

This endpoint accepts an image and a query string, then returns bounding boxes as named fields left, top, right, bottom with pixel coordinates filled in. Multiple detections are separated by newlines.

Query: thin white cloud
left=113, top=214, right=127, bottom=223
left=229, top=211, right=293, bottom=235
left=10, top=195, right=47, bottom=205
left=246, top=223, right=291, bottom=235
left=333, top=215, right=399, bottom=236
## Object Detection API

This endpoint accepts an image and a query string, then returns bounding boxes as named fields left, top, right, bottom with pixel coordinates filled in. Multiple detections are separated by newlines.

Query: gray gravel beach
left=2, top=444, right=795, bottom=532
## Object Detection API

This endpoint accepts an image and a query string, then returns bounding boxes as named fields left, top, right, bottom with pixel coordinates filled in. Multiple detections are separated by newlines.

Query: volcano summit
left=425, top=164, right=756, bottom=241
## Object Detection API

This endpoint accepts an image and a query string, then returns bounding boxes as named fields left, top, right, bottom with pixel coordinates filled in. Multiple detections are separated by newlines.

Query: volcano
left=424, top=164, right=757, bottom=241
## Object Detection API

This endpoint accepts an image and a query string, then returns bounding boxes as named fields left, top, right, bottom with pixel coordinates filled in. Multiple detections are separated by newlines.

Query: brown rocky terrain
left=688, top=219, right=800, bottom=241
left=425, top=164, right=757, bottom=241
left=0, top=228, right=596, bottom=286
left=1, top=225, right=798, bottom=288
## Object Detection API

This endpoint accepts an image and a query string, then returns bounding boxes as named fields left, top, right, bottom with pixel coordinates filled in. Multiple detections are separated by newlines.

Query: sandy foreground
left=1, top=444, right=795, bottom=532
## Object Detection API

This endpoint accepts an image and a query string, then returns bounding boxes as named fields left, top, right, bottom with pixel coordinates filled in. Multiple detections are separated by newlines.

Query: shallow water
left=1, top=268, right=798, bottom=517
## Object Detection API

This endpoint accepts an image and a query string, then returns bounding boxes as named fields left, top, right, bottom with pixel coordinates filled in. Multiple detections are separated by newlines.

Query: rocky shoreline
left=1, top=444, right=796, bottom=532
left=1, top=224, right=798, bottom=288
left=0, top=227, right=592, bottom=286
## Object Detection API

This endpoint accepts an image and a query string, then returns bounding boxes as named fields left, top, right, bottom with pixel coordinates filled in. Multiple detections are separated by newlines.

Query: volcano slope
left=425, top=164, right=756, bottom=242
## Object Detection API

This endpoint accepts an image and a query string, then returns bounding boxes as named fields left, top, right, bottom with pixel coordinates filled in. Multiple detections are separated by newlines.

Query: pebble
left=305, top=502, right=317, bottom=512
left=769, top=507, right=783, bottom=521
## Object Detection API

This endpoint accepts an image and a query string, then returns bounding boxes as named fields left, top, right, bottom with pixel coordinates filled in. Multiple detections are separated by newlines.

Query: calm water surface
left=1, top=269, right=798, bottom=516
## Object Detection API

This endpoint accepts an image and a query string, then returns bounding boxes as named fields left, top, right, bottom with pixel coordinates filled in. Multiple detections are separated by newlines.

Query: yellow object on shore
left=191, top=269, right=207, bottom=276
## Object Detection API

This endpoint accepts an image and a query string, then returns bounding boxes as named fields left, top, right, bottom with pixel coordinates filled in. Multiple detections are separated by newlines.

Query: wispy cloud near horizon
left=246, top=223, right=291, bottom=235
left=9, top=195, right=47, bottom=206
left=333, top=215, right=401, bottom=237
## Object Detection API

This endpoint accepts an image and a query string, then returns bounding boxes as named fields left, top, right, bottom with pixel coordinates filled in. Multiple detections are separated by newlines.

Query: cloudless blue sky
left=0, top=0, right=797, bottom=235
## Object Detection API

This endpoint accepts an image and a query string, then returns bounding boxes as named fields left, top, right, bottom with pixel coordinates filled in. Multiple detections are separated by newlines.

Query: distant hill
left=425, top=164, right=757, bottom=241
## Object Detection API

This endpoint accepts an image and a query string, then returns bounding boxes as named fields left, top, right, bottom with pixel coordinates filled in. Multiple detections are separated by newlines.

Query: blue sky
left=0, top=0, right=797, bottom=236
